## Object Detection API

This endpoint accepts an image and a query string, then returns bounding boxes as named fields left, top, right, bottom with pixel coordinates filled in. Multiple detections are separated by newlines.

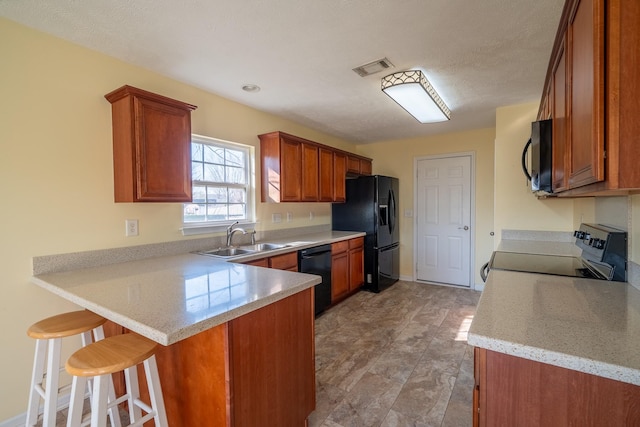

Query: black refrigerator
left=332, top=175, right=400, bottom=293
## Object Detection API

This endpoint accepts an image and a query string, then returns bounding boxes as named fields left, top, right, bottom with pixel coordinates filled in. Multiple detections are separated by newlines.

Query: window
left=183, top=135, right=253, bottom=231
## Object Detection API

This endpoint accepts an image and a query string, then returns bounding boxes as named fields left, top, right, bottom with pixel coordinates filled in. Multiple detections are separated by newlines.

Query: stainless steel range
left=486, top=224, right=628, bottom=282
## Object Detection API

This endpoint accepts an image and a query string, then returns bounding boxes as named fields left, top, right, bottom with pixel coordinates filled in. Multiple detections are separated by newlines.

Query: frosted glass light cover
left=381, top=70, right=450, bottom=123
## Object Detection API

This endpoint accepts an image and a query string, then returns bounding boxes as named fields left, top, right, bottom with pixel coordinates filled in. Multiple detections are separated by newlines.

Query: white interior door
left=416, top=155, right=472, bottom=287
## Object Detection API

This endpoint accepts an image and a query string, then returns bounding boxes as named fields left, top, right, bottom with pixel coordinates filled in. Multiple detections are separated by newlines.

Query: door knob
left=458, top=226, right=469, bottom=230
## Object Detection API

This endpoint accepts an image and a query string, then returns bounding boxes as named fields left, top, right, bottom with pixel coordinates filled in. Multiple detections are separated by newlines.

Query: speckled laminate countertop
left=31, top=231, right=364, bottom=346
left=469, top=240, right=640, bottom=386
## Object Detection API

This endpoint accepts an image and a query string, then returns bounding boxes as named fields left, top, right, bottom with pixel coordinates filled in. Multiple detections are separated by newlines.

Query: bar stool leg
left=42, top=337, right=62, bottom=427
left=79, top=327, right=122, bottom=427
left=26, top=339, right=47, bottom=426
left=90, top=375, right=110, bottom=427
left=143, top=356, right=168, bottom=427
left=123, top=366, right=142, bottom=423
left=66, top=375, right=87, bottom=427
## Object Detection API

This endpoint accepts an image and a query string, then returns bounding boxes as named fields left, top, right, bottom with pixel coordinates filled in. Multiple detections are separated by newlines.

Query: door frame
left=413, top=152, right=477, bottom=288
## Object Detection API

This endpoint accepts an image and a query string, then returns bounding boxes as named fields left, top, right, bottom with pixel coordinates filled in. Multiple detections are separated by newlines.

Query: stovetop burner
left=488, top=224, right=627, bottom=282
left=489, top=252, right=602, bottom=279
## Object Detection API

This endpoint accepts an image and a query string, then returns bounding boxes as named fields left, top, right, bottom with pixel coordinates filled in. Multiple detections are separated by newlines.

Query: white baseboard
left=0, top=413, right=23, bottom=427
left=0, top=390, right=86, bottom=427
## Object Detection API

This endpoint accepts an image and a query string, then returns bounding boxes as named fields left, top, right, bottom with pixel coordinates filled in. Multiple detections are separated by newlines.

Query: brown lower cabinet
left=331, top=237, right=364, bottom=303
left=242, top=251, right=298, bottom=271
left=473, top=347, right=640, bottom=426
left=106, top=289, right=315, bottom=426
left=267, top=251, right=298, bottom=271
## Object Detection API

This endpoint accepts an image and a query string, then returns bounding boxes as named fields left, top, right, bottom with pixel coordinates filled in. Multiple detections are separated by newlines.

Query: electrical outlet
left=272, top=213, right=282, bottom=223
left=125, top=219, right=139, bottom=236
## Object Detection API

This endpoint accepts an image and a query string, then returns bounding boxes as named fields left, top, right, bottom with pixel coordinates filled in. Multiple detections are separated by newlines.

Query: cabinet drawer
left=349, top=237, right=364, bottom=249
left=332, top=241, right=349, bottom=254
left=243, top=258, right=269, bottom=267
left=268, top=252, right=298, bottom=270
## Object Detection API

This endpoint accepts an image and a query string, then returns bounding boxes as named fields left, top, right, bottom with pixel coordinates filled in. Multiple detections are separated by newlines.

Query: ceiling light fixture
left=242, top=84, right=261, bottom=93
left=381, top=70, right=451, bottom=123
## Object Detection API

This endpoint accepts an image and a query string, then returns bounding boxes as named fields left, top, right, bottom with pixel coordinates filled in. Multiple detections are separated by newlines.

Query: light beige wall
left=573, top=197, right=597, bottom=227
left=356, top=128, right=496, bottom=287
left=494, top=102, right=575, bottom=241
left=0, top=19, right=348, bottom=421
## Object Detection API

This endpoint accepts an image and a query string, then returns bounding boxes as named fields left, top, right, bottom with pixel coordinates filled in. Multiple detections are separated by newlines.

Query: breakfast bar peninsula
left=31, top=251, right=321, bottom=426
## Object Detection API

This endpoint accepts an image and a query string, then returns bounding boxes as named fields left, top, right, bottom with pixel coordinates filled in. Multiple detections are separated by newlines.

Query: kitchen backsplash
left=32, top=224, right=331, bottom=275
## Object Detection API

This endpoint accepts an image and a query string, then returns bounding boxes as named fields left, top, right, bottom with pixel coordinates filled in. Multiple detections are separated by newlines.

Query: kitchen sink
left=196, top=242, right=291, bottom=258
left=197, top=247, right=257, bottom=258
left=240, top=243, right=291, bottom=252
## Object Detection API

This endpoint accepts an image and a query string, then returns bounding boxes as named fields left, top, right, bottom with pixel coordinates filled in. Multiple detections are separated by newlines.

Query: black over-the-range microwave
left=521, top=119, right=552, bottom=195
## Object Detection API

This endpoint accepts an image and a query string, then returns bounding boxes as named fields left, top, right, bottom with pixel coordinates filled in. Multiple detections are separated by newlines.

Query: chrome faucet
left=226, top=221, right=247, bottom=247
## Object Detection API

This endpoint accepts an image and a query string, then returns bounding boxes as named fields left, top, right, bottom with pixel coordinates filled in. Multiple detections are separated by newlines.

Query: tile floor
left=309, top=280, right=481, bottom=427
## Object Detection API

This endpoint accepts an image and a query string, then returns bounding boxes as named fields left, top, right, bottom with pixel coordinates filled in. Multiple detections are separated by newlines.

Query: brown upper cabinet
left=347, top=155, right=373, bottom=177
left=105, top=85, right=197, bottom=202
left=333, top=151, right=347, bottom=203
left=301, top=142, right=319, bottom=201
left=539, top=0, right=640, bottom=196
left=318, top=147, right=335, bottom=202
left=259, top=131, right=371, bottom=203
left=551, top=34, right=569, bottom=192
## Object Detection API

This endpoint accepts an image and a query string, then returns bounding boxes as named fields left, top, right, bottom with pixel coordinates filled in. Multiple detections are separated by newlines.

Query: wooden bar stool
left=26, top=310, right=121, bottom=427
left=65, top=333, right=168, bottom=427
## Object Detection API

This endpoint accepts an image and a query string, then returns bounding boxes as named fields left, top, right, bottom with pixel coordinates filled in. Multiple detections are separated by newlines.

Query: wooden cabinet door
left=348, top=238, right=364, bottom=290
left=301, top=142, right=319, bottom=201
left=552, top=36, right=569, bottom=192
left=105, top=85, right=196, bottom=203
left=280, top=137, right=302, bottom=201
left=347, top=156, right=361, bottom=174
left=318, top=147, right=334, bottom=202
left=567, top=0, right=605, bottom=189
left=133, top=96, right=193, bottom=201
left=479, top=349, right=640, bottom=426
left=360, top=159, right=372, bottom=176
left=228, top=289, right=315, bottom=427
left=333, top=152, right=347, bottom=202
left=331, top=241, right=349, bottom=302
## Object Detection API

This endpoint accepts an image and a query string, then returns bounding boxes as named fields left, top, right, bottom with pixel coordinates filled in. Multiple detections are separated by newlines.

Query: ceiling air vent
left=352, top=57, right=394, bottom=77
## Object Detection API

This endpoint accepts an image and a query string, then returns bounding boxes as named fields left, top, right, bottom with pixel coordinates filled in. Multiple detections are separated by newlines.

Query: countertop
left=31, top=230, right=365, bottom=346
left=469, top=240, right=640, bottom=386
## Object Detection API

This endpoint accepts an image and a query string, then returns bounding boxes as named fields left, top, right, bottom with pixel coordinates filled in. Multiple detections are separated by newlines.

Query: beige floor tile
left=311, top=280, right=479, bottom=427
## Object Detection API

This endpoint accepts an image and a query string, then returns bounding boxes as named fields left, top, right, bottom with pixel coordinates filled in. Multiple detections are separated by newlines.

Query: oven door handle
left=521, top=138, right=532, bottom=181
left=480, top=262, right=490, bottom=283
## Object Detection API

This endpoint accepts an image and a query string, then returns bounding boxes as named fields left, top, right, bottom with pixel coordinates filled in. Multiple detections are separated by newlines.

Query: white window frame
left=181, top=134, right=255, bottom=236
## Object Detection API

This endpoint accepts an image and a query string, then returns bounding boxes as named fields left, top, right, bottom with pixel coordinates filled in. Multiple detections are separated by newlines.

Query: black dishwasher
left=298, top=245, right=332, bottom=315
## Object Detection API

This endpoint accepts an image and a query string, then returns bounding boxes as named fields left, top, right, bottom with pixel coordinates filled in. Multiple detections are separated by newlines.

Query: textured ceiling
left=0, top=0, right=564, bottom=143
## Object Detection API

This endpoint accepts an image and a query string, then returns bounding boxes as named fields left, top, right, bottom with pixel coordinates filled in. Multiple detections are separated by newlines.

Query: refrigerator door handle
left=388, top=189, right=396, bottom=235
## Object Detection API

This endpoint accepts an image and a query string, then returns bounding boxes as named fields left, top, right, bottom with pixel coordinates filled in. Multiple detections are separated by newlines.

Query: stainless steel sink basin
left=197, top=247, right=257, bottom=258
left=241, top=243, right=290, bottom=252
left=196, top=242, right=292, bottom=258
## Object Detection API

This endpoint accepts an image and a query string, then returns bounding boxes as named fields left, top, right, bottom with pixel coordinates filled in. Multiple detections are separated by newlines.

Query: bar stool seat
left=26, top=310, right=121, bottom=427
left=65, top=333, right=168, bottom=427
